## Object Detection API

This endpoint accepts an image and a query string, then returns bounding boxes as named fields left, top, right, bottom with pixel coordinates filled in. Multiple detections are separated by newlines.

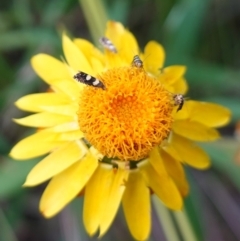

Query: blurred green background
left=1, top=0, right=240, bottom=240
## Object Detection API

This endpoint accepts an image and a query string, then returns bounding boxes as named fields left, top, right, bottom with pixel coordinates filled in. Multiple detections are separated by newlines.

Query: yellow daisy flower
left=10, top=21, right=230, bottom=240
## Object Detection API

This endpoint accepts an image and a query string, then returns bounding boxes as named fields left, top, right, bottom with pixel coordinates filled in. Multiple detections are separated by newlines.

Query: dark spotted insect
left=131, top=55, right=143, bottom=68
left=99, top=36, right=117, bottom=53
left=73, top=71, right=105, bottom=89
left=173, top=94, right=184, bottom=112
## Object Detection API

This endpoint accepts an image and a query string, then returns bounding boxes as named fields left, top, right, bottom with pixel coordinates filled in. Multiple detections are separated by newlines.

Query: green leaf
left=12, top=0, right=33, bottom=27
left=163, top=0, right=210, bottom=55
left=0, top=29, right=59, bottom=51
left=201, top=139, right=240, bottom=190
left=41, top=0, right=74, bottom=25
left=0, top=157, right=40, bottom=198
left=0, top=209, right=18, bottom=241
left=106, top=0, right=130, bottom=24
left=184, top=171, right=204, bottom=241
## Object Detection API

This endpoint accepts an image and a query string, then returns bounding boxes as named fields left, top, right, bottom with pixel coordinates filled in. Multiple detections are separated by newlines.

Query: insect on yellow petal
left=105, top=21, right=139, bottom=63
left=105, top=21, right=125, bottom=50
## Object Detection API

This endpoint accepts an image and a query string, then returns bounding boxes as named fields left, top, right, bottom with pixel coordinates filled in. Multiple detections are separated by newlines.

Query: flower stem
left=172, top=208, right=198, bottom=241
left=0, top=208, right=18, bottom=241
left=152, top=196, right=181, bottom=241
left=78, top=0, right=108, bottom=44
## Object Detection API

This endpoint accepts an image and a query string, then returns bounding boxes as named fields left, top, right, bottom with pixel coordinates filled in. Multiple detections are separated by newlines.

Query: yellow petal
left=10, top=130, right=64, bottom=160
left=149, top=147, right=189, bottom=196
left=159, top=66, right=186, bottom=86
left=138, top=160, right=182, bottom=210
left=186, top=101, right=230, bottom=127
left=89, top=146, right=104, bottom=160
left=40, top=104, right=78, bottom=116
left=99, top=168, right=129, bottom=237
left=58, top=130, right=84, bottom=141
left=15, top=93, right=71, bottom=112
left=122, top=170, right=150, bottom=241
left=74, top=38, right=105, bottom=66
left=144, top=41, right=165, bottom=75
left=104, top=54, right=125, bottom=69
left=162, top=144, right=182, bottom=162
left=24, top=140, right=88, bottom=186
left=62, top=35, right=93, bottom=75
left=148, top=146, right=168, bottom=175
left=47, top=122, right=79, bottom=132
left=172, top=120, right=220, bottom=141
left=170, top=77, right=188, bottom=94
left=105, top=21, right=138, bottom=62
left=171, top=133, right=210, bottom=169
left=160, top=150, right=189, bottom=196
left=83, top=164, right=112, bottom=236
left=51, top=78, right=82, bottom=100
left=14, top=112, right=74, bottom=128
left=105, top=21, right=125, bottom=50
left=119, top=30, right=139, bottom=62
left=40, top=153, right=98, bottom=218
left=172, top=101, right=190, bottom=120
left=31, top=54, right=71, bottom=85
left=91, top=57, right=105, bottom=74
left=74, top=38, right=103, bottom=58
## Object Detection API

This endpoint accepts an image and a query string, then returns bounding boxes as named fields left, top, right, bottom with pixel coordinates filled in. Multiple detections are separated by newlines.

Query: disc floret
left=78, top=66, right=174, bottom=161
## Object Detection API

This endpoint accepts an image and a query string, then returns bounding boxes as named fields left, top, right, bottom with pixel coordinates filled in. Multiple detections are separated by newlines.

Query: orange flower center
left=78, top=66, right=174, bottom=161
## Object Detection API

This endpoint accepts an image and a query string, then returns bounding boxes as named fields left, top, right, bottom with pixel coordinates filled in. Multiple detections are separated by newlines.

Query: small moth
left=99, top=36, right=117, bottom=53
left=173, top=94, right=184, bottom=112
left=131, top=55, right=143, bottom=68
left=73, top=71, right=105, bottom=89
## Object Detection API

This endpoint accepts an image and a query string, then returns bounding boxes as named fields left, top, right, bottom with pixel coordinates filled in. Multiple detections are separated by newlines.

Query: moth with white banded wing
left=99, top=36, right=117, bottom=53
left=73, top=71, right=106, bottom=90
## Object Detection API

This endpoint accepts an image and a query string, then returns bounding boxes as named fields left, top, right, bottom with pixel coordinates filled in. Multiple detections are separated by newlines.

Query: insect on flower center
left=78, top=66, right=174, bottom=161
